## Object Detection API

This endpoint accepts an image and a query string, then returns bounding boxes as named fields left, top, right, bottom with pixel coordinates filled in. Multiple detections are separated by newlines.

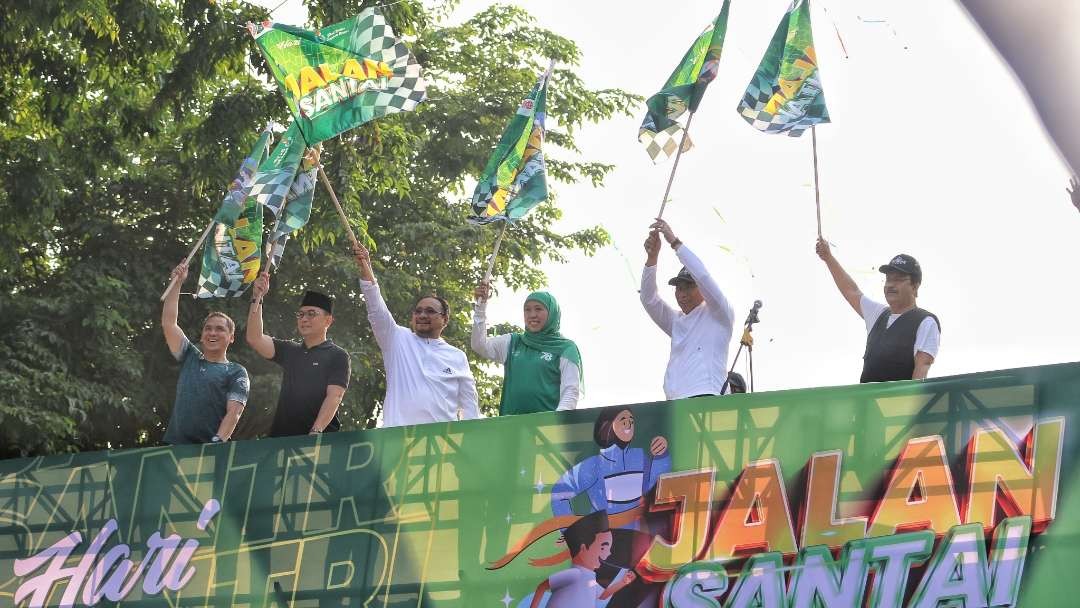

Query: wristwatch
left=210, top=435, right=224, bottom=443
left=309, top=429, right=322, bottom=435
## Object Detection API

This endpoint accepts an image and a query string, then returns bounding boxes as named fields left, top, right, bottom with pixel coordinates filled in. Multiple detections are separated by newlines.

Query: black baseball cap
left=668, top=267, right=696, bottom=286
left=878, top=254, right=922, bottom=282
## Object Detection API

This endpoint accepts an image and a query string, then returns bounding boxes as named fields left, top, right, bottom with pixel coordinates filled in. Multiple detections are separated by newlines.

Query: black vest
left=860, top=307, right=939, bottom=383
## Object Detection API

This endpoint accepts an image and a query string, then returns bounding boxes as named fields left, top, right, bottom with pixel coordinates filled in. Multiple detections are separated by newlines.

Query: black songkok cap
left=301, top=291, right=333, bottom=314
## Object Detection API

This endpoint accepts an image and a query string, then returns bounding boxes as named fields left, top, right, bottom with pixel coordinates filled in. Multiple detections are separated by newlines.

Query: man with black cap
left=246, top=273, right=351, bottom=436
left=816, top=238, right=941, bottom=382
left=640, top=218, right=735, bottom=400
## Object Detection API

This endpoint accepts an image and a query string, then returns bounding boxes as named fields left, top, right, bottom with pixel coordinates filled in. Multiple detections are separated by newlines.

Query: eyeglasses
left=295, top=310, right=325, bottom=319
left=412, top=307, right=444, bottom=317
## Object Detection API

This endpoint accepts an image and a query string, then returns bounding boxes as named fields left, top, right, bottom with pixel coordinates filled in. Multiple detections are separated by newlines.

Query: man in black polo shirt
left=816, top=238, right=941, bottom=382
left=247, top=273, right=351, bottom=436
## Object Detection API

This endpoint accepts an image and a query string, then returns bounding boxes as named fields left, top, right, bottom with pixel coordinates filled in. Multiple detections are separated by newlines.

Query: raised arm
left=353, top=244, right=397, bottom=349
left=161, top=262, right=190, bottom=356
left=675, top=242, right=735, bottom=326
left=471, top=283, right=512, bottom=362
left=245, top=272, right=276, bottom=359
left=639, top=230, right=676, bottom=335
left=815, top=237, right=864, bottom=316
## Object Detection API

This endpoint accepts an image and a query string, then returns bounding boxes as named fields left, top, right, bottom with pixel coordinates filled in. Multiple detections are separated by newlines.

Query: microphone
left=745, top=299, right=763, bottom=326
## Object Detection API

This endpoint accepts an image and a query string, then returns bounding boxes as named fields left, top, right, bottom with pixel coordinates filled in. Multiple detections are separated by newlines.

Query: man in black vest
left=246, top=273, right=351, bottom=436
left=816, top=238, right=940, bottom=382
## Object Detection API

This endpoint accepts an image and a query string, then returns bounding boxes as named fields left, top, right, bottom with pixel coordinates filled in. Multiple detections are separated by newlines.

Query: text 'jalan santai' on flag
left=248, top=7, right=427, bottom=146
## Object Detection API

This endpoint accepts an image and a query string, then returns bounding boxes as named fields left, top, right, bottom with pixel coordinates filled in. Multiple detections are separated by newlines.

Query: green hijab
left=500, top=291, right=583, bottom=415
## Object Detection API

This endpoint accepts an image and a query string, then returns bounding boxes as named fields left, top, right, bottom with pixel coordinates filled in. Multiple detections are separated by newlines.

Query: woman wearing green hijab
left=472, top=282, right=583, bottom=415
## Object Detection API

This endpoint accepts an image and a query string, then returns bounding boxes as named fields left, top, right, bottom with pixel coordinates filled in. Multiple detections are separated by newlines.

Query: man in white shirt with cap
left=640, top=219, right=736, bottom=400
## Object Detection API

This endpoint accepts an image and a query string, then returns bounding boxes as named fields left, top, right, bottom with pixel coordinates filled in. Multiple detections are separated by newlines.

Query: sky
left=250, top=0, right=1079, bottom=408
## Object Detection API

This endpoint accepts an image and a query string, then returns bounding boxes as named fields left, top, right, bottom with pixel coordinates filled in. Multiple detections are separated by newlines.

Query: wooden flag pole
left=481, top=222, right=509, bottom=284
left=811, top=125, right=823, bottom=238
left=317, top=164, right=363, bottom=253
left=656, top=110, right=697, bottom=219
left=160, top=220, right=216, bottom=301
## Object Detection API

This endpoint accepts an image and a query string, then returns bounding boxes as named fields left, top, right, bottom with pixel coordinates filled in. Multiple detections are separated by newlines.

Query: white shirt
left=471, top=301, right=581, bottom=410
left=640, top=243, right=736, bottom=400
left=546, top=566, right=602, bottom=608
left=860, top=295, right=941, bottom=359
left=359, top=280, right=479, bottom=427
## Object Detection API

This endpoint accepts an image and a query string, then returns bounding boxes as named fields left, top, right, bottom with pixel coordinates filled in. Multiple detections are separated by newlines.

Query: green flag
left=196, top=126, right=276, bottom=298
left=469, top=66, right=551, bottom=225
left=212, top=124, right=274, bottom=227
left=266, top=154, right=318, bottom=269
left=247, top=122, right=306, bottom=218
left=639, top=1, right=731, bottom=163
left=737, top=0, right=830, bottom=136
left=247, top=8, right=426, bottom=145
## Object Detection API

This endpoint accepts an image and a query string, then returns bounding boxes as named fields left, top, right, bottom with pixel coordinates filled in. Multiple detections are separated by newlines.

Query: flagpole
left=317, top=164, right=363, bottom=253
left=656, top=110, right=696, bottom=219
left=481, top=222, right=509, bottom=284
left=811, top=125, right=823, bottom=238
left=159, top=220, right=216, bottom=301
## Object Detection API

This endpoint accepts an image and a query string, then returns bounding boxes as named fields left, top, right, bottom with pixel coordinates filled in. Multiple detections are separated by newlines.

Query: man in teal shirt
left=161, top=261, right=249, bottom=444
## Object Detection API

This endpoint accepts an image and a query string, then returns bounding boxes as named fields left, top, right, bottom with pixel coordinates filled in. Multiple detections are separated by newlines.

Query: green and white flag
left=266, top=154, right=318, bottom=268
left=213, top=124, right=274, bottom=227
left=248, top=7, right=426, bottom=145
left=737, top=0, right=830, bottom=136
left=469, top=65, right=551, bottom=225
left=247, top=123, right=306, bottom=217
left=639, top=1, right=731, bottom=163
left=197, top=126, right=277, bottom=298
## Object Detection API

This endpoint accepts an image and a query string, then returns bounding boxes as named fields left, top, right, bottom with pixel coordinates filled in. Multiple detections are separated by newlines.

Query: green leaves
left=0, top=0, right=633, bottom=455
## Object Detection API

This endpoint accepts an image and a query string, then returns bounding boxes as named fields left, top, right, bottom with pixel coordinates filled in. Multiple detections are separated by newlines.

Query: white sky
left=252, top=0, right=1079, bottom=407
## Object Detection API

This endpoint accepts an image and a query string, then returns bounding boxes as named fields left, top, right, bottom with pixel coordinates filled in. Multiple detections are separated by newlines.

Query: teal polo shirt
left=163, top=337, right=249, bottom=444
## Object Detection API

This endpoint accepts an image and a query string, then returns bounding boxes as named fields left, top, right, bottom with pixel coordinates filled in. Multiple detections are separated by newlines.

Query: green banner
left=2, top=363, right=1078, bottom=607
left=247, top=8, right=427, bottom=146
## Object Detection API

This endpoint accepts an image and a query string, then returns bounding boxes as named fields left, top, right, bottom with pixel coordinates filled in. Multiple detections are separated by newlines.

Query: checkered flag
left=196, top=224, right=249, bottom=298
left=251, top=7, right=428, bottom=146
left=247, top=169, right=297, bottom=217
left=637, top=3, right=730, bottom=164
left=736, top=0, right=830, bottom=137
left=639, top=120, right=693, bottom=163
left=345, top=9, right=427, bottom=123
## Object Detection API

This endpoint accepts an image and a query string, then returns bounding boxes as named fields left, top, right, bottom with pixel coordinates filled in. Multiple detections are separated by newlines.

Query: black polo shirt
left=269, top=338, right=351, bottom=437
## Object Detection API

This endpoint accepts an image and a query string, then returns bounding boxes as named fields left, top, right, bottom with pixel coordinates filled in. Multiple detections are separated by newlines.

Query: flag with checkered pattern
left=197, top=126, right=280, bottom=298
left=638, top=1, right=731, bottom=164
left=248, top=123, right=306, bottom=218
left=737, top=0, right=830, bottom=136
left=248, top=7, right=427, bottom=145
left=468, top=66, right=551, bottom=225
left=212, top=125, right=273, bottom=228
left=267, top=156, right=318, bottom=269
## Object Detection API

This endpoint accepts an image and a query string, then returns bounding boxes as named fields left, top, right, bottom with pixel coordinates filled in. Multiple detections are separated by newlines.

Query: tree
left=0, top=0, right=639, bottom=457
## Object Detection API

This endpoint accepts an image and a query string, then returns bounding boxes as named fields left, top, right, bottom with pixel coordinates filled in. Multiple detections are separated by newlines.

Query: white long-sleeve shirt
left=359, top=280, right=479, bottom=427
left=640, top=243, right=736, bottom=400
left=471, top=301, right=581, bottom=411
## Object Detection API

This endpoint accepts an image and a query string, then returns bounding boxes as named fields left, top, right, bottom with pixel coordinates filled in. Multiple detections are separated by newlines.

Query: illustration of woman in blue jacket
left=549, top=407, right=671, bottom=606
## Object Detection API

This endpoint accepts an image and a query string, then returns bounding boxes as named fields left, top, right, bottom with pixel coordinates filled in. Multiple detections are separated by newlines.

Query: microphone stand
left=721, top=302, right=761, bottom=394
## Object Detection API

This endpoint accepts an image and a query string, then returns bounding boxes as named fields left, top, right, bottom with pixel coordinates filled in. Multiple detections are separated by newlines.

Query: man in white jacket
left=353, top=244, right=479, bottom=426
left=640, top=219, right=735, bottom=400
